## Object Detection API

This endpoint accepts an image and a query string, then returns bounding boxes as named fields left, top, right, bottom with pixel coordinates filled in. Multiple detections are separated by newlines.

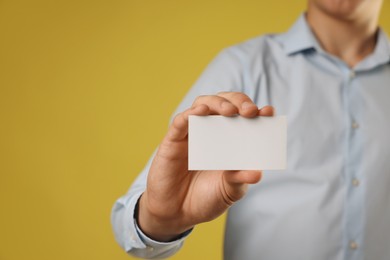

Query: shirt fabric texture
left=111, top=14, right=390, bottom=260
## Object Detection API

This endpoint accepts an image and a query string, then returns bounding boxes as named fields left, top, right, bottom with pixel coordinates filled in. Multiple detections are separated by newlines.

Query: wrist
left=136, top=193, right=193, bottom=242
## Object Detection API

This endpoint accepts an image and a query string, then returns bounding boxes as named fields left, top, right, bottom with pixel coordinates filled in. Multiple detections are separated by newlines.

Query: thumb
left=223, top=170, right=262, bottom=184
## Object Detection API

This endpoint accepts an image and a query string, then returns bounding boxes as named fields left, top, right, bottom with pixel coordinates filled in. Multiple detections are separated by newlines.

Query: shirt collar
left=276, top=14, right=390, bottom=68
left=355, top=28, right=390, bottom=70
left=275, top=14, right=320, bottom=55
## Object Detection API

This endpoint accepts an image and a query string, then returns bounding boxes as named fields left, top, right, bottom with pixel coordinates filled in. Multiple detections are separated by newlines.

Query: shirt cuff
left=134, top=216, right=193, bottom=251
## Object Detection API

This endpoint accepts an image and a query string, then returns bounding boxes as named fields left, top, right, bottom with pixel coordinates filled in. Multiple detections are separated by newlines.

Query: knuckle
left=172, top=114, right=181, bottom=126
left=194, top=94, right=226, bottom=107
left=217, top=91, right=229, bottom=96
left=218, top=91, right=251, bottom=102
left=231, top=91, right=249, bottom=100
left=172, top=111, right=184, bottom=125
left=193, top=95, right=207, bottom=105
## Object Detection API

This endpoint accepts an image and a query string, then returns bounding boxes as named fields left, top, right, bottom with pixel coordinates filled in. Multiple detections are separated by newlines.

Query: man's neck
left=306, top=8, right=379, bottom=68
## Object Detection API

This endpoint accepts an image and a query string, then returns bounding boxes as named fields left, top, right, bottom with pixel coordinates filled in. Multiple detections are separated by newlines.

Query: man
left=112, top=0, right=390, bottom=259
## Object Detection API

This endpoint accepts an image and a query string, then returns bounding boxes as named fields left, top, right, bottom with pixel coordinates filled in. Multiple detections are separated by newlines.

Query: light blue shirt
left=111, top=15, right=390, bottom=260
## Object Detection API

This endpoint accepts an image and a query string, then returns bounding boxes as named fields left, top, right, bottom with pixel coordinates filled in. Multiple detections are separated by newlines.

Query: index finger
left=217, top=92, right=258, bottom=117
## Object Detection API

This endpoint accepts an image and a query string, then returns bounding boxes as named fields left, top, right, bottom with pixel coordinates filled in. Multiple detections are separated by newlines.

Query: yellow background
left=0, top=1, right=389, bottom=259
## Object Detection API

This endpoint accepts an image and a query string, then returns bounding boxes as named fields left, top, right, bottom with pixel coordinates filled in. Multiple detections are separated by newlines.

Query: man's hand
left=137, top=92, right=274, bottom=241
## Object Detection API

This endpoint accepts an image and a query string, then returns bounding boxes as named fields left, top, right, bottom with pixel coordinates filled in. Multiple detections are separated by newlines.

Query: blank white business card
left=188, top=115, right=287, bottom=170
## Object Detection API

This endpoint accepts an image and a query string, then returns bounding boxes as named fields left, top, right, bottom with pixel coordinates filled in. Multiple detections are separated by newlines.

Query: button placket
left=342, top=67, right=365, bottom=258
left=349, top=70, right=356, bottom=80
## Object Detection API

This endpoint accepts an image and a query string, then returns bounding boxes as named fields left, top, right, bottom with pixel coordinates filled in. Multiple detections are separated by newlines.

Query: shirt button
left=352, top=178, right=360, bottom=187
left=352, top=121, right=359, bottom=129
left=349, top=241, right=358, bottom=250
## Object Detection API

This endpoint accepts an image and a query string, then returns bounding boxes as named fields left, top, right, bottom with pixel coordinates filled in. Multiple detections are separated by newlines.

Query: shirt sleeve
left=110, top=46, right=249, bottom=259
left=133, top=217, right=193, bottom=259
